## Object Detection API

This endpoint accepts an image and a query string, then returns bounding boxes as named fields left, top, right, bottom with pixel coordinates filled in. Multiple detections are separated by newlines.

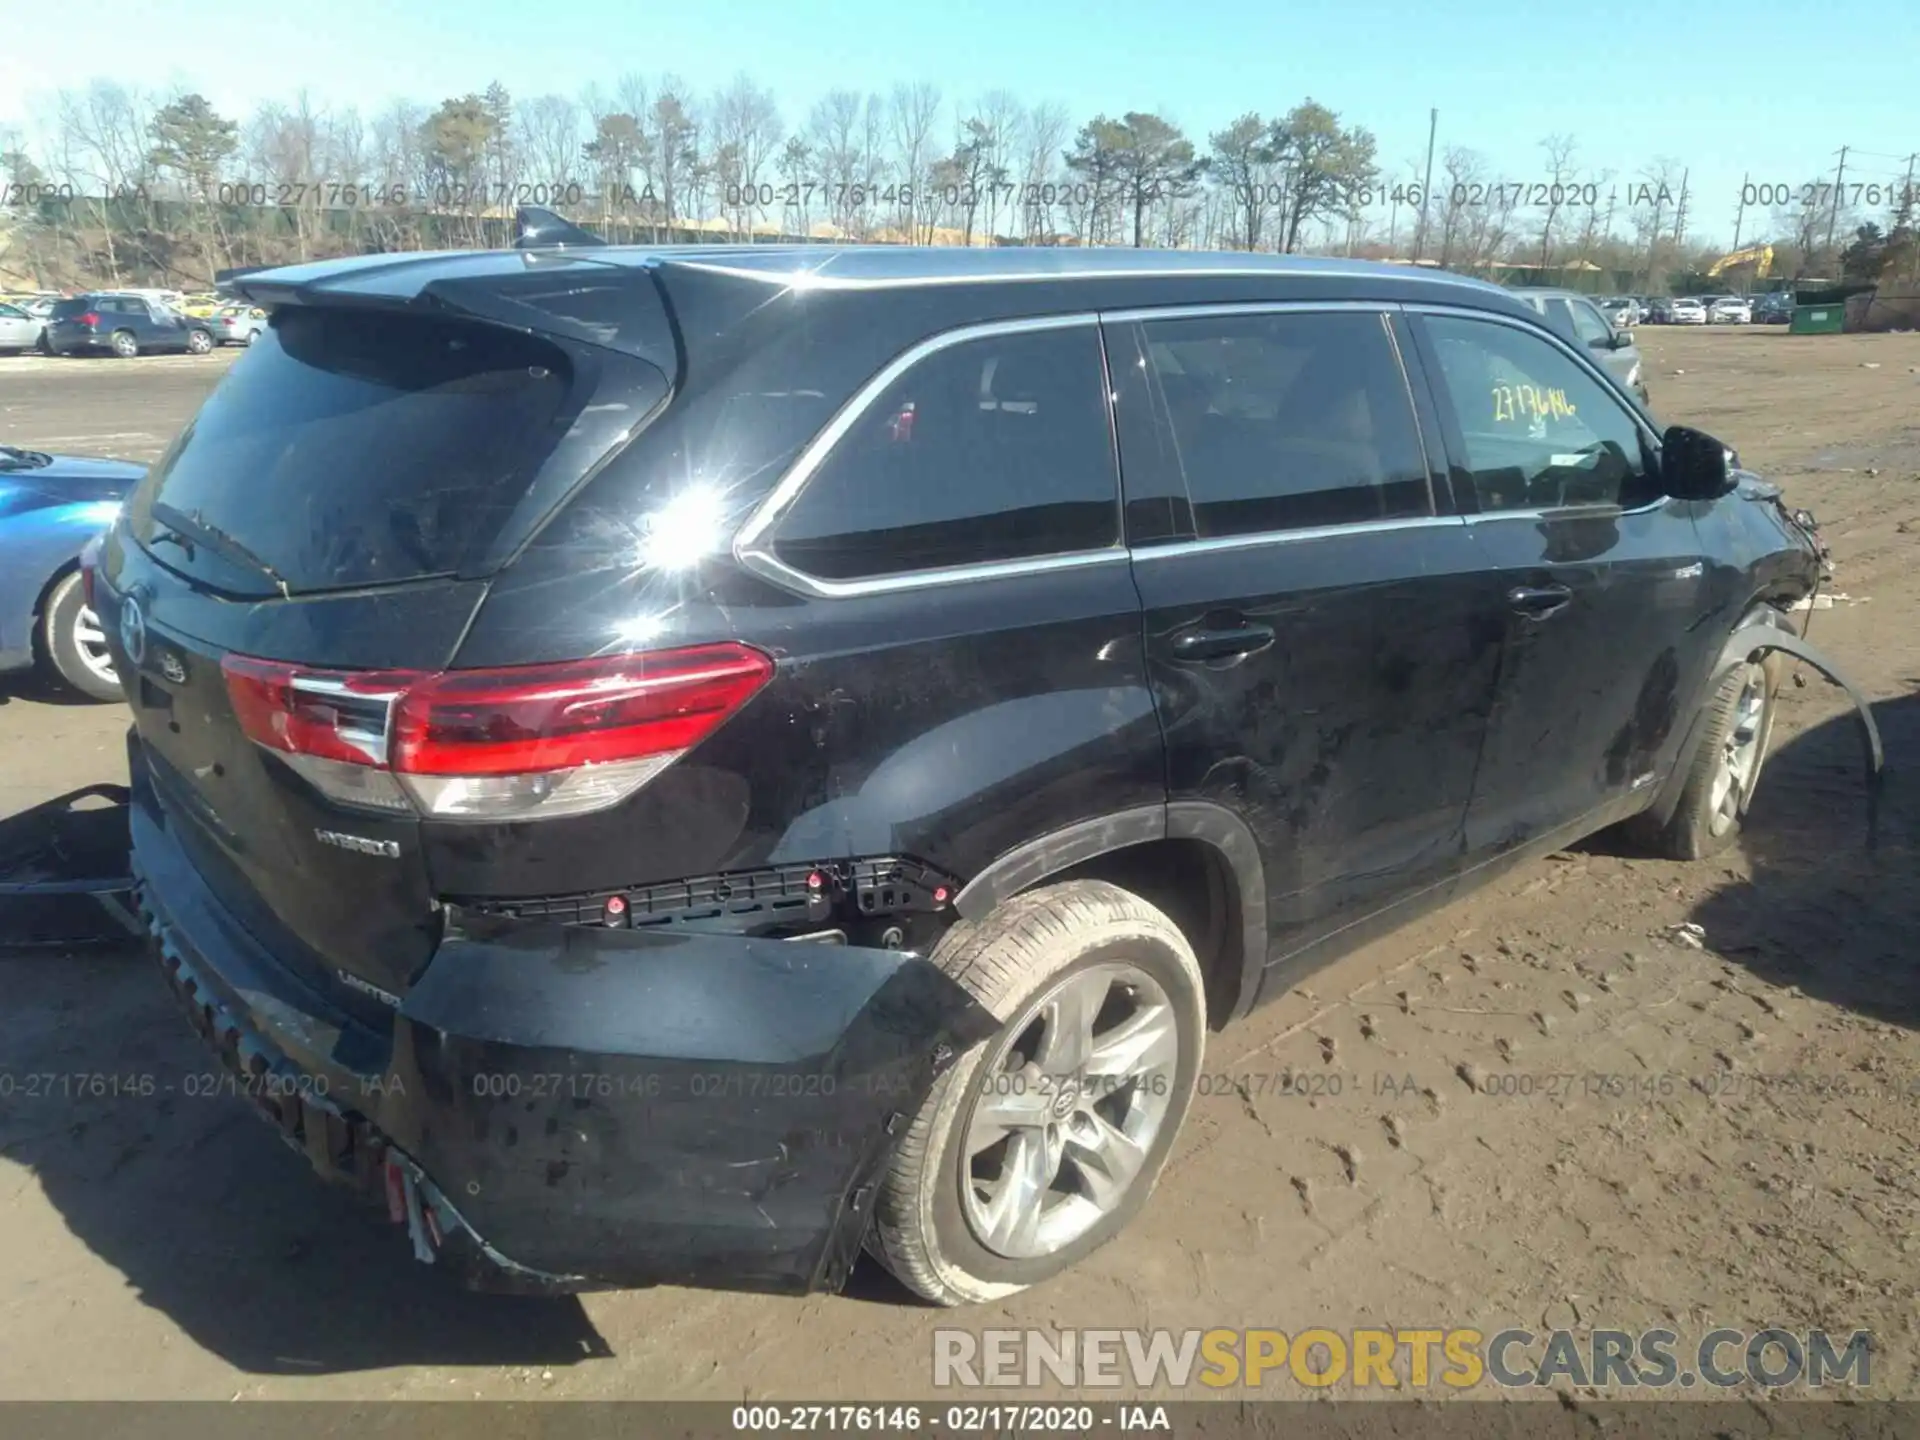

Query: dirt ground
left=0, top=328, right=1916, bottom=1402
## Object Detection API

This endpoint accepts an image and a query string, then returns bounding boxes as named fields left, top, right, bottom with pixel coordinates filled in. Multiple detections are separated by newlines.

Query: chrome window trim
left=732, top=312, right=1123, bottom=599
left=1404, top=302, right=1668, bottom=521
left=1131, top=512, right=1465, bottom=561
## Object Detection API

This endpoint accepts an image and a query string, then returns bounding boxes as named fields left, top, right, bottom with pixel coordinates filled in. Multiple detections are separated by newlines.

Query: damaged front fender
left=1648, top=620, right=1885, bottom=842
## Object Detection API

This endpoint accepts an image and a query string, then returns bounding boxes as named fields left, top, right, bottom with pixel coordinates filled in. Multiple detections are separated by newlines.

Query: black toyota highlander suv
left=90, top=225, right=1825, bottom=1306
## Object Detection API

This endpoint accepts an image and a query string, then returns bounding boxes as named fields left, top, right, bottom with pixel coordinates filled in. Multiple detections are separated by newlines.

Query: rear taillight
left=77, top=311, right=99, bottom=327
left=220, top=644, right=774, bottom=822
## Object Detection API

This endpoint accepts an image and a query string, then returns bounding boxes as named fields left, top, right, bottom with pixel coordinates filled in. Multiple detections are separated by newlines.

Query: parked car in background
left=96, top=241, right=1821, bottom=1306
left=1709, top=296, right=1753, bottom=324
left=1753, top=293, right=1793, bottom=323
left=114, top=287, right=189, bottom=312
left=42, top=294, right=217, bottom=358
left=1600, top=296, right=1641, bottom=327
left=179, top=293, right=226, bottom=318
left=0, top=300, right=47, bottom=353
left=1669, top=297, right=1708, bottom=325
left=1509, top=286, right=1649, bottom=403
left=0, top=444, right=145, bottom=700
left=208, top=303, right=269, bottom=346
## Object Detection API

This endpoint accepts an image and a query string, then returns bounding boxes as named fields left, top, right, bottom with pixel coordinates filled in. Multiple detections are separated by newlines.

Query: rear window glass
left=129, top=308, right=577, bottom=592
left=51, top=298, right=94, bottom=319
left=767, top=324, right=1120, bottom=582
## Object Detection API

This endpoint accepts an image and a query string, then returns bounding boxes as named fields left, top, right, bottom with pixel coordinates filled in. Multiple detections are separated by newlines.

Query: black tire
left=1629, top=655, right=1780, bottom=860
left=36, top=332, right=52, bottom=355
left=37, top=570, right=123, bottom=702
left=110, top=329, right=138, bottom=358
left=186, top=328, right=213, bottom=355
left=868, top=879, right=1205, bottom=1306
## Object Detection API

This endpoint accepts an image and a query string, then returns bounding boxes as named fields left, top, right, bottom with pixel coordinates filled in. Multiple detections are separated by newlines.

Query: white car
left=208, top=303, right=269, bottom=346
left=0, top=300, right=46, bottom=353
left=1668, top=298, right=1708, bottom=325
left=1709, top=297, right=1752, bottom=324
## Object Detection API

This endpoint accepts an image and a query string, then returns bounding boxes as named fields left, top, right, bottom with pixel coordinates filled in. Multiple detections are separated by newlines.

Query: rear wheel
left=38, top=571, right=122, bottom=702
left=110, top=329, right=138, bottom=358
left=186, top=327, right=213, bottom=355
left=868, top=880, right=1204, bottom=1306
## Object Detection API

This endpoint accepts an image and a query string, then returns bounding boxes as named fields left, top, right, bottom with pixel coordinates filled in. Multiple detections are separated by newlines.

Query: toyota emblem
left=118, top=594, right=148, bottom=666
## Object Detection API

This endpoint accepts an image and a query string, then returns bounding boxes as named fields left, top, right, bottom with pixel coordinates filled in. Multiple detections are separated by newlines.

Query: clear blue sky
left=4, top=0, right=1916, bottom=244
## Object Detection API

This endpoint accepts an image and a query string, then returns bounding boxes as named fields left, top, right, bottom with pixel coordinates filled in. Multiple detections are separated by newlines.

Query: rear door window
left=766, top=323, right=1120, bottom=582
left=51, top=298, right=92, bottom=320
left=128, top=307, right=596, bottom=593
left=1134, top=309, right=1432, bottom=537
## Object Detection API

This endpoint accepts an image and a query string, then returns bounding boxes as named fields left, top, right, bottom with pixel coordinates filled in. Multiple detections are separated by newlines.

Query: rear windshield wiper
left=149, top=501, right=291, bottom=596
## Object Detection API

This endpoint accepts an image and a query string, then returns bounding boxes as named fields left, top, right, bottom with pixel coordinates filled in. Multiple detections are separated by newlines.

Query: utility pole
left=1414, top=108, right=1437, bottom=261
left=1824, top=145, right=1848, bottom=259
left=1902, top=152, right=1917, bottom=225
left=1732, top=171, right=1749, bottom=249
left=1671, top=168, right=1689, bottom=245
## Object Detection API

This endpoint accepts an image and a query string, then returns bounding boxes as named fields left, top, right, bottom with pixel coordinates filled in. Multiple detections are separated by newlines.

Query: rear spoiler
left=223, top=208, right=613, bottom=311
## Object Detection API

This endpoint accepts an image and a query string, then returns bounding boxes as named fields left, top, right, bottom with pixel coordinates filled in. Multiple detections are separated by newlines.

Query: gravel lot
left=1, top=330, right=1916, bottom=1401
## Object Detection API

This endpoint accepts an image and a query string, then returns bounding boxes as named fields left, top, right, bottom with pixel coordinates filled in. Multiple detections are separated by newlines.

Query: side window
left=1569, top=301, right=1614, bottom=347
left=768, top=324, right=1119, bottom=582
left=0, top=304, right=22, bottom=318
left=1540, top=297, right=1576, bottom=338
left=1137, top=309, right=1431, bottom=537
left=1421, top=316, right=1657, bottom=513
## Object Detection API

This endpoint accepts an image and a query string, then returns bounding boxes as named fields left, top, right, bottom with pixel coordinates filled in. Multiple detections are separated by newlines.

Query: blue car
left=1, top=445, right=146, bottom=700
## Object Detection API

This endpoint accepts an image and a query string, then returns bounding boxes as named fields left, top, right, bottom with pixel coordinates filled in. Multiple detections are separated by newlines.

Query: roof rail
left=514, top=206, right=607, bottom=251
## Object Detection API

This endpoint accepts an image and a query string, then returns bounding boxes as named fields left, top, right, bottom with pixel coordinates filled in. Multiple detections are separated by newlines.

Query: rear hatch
left=103, top=254, right=677, bottom=1007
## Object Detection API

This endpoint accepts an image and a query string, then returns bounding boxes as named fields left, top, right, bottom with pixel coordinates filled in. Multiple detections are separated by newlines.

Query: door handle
left=1507, top=584, right=1573, bottom=619
left=1170, top=623, right=1276, bottom=661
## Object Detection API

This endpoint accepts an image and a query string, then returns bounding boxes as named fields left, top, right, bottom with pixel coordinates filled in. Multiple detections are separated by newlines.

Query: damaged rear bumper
left=131, top=765, right=993, bottom=1296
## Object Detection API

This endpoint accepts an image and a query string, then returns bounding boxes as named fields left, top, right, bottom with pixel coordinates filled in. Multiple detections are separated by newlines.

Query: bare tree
left=712, top=74, right=782, bottom=240
left=1631, top=157, right=1684, bottom=287
left=57, top=82, right=155, bottom=280
left=1019, top=101, right=1070, bottom=242
left=1534, top=134, right=1577, bottom=270
left=519, top=95, right=583, bottom=193
left=888, top=82, right=941, bottom=241
left=647, top=78, right=700, bottom=240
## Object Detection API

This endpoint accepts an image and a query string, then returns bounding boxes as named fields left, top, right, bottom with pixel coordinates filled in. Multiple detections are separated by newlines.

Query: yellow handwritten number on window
left=1491, top=384, right=1578, bottom=424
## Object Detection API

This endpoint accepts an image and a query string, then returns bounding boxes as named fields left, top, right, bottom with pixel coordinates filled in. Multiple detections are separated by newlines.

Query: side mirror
left=1611, top=329, right=1635, bottom=348
left=1660, top=425, right=1736, bottom=500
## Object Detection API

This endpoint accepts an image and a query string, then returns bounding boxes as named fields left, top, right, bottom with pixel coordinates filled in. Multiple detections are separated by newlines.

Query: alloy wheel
left=71, top=605, right=119, bottom=687
left=960, top=962, right=1180, bottom=1260
left=1707, top=665, right=1768, bottom=836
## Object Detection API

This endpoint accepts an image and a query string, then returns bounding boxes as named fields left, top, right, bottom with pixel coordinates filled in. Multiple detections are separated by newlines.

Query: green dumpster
left=1790, top=304, right=1845, bottom=334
